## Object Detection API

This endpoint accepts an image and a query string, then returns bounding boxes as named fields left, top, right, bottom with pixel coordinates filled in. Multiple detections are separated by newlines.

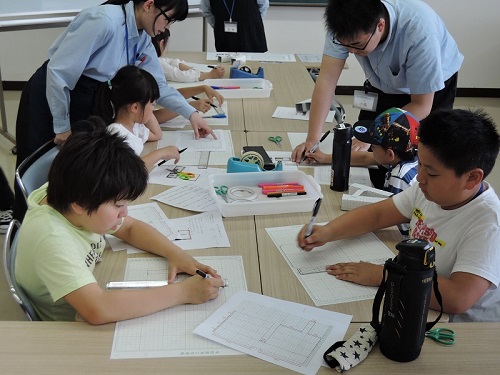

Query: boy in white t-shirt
left=298, top=109, right=500, bottom=322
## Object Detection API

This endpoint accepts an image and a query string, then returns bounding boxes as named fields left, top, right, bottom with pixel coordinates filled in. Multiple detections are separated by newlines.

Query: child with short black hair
left=16, top=129, right=224, bottom=323
left=298, top=109, right=500, bottom=322
left=94, top=65, right=180, bottom=170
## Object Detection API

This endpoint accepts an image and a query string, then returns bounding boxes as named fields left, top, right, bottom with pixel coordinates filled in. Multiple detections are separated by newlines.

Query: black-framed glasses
left=155, top=5, right=175, bottom=26
left=332, top=22, right=378, bottom=51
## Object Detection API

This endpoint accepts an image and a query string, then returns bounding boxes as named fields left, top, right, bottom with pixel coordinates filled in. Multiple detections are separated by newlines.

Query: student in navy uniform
left=14, top=0, right=215, bottom=222
left=201, top=0, right=268, bottom=52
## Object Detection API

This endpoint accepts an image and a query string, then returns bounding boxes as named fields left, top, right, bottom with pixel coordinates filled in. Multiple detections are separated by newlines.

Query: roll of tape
left=240, top=151, right=264, bottom=168
left=227, top=186, right=258, bottom=202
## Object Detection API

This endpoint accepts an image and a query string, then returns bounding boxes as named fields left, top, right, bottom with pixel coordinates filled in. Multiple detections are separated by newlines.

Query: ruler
left=198, top=151, right=210, bottom=169
left=297, top=266, right=328, bottom=275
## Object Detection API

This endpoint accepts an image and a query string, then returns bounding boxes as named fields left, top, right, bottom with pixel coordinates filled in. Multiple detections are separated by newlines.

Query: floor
left=1, top=92, right=500, bottom=320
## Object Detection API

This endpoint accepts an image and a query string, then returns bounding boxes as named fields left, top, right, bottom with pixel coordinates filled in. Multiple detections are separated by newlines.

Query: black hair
left=102, top=0, right=188, bottom=23
left=71, top=115, right=107, bottom=134
left=94, top=65, right=160, bottom=124
left=47, top=127, right=148, bottom=214
left=151, top=28, right=171, bottom=57
left=324, top=0, right=384, bottom=40
left=418, top=109, right=500, bottom=178
left=389, top=147, right=417, bottom=162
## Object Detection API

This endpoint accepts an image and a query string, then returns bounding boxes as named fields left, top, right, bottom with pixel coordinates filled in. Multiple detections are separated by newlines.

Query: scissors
left=268, top=135, right=283, bottom=148
left=425, top=328, right=455, bottom=346
left=214, top=186, right=230, bottom=203
left=177, top=171, right=196, bottom=180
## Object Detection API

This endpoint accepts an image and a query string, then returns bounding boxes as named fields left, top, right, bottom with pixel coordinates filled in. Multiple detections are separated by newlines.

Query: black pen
left=305, top=198, right=322, bottom=238
left=191, top=96, right=218, bottom=109
left=207, top=65, right=217, bottom=69
left=158, top=148, right=187, bottom=166
left=300, top=130, right=331, bottom=163
left=196, top=269, right=228, bottom=288
left=267, top=191, right=307, bottom=198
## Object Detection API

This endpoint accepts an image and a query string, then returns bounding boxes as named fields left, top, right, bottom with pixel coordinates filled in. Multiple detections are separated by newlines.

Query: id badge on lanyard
left=353, top=81, right=379, bottom=112
left=224, top=21, right=238, bottom=33
left=223, top=0, right=237, bottom=33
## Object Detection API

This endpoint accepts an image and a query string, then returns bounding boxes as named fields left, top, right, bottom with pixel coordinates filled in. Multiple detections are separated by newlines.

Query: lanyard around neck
left=123, top=4, right=137, bottom=66
left=222, top=0, right=236, bottom=22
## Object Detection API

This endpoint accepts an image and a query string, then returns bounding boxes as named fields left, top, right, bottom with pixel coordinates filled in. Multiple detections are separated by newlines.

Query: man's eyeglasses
left=155, top=5, right=175, bottom=26
left=332, top=22, right=378, bottom=51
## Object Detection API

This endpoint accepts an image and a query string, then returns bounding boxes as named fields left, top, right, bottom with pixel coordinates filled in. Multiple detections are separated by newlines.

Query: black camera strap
left=426, top=268, right=443, bottom=331
left=371, top=261, right=443, bottom=333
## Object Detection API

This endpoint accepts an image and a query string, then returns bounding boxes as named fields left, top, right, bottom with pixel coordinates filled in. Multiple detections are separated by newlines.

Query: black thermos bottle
left=330, top=124, right=352, bottom=191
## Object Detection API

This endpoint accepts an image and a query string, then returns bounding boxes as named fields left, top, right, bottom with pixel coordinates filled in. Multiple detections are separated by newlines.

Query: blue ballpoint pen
left=305, top=198, right=323, bottom=238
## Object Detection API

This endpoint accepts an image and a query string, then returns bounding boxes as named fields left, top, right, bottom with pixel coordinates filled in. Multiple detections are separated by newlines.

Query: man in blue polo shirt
left=293, top=0, right=463, bottom=186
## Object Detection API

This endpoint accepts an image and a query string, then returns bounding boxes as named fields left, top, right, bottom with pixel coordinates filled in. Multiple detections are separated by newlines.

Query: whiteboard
left=1, top=1, right=201, bottom=17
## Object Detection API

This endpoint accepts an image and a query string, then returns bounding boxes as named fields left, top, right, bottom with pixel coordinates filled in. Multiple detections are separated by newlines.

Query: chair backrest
left=2, top=220, right=40, bottom=321
left=15, top=140, right=59, bottom=201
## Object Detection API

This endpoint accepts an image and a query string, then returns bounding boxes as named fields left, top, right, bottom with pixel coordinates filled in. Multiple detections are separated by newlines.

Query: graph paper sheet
left=194, top=290, right=351, bottom=375
left=159, top=129, right=227, bottom=152
left=158, top=130, right=234, bottom=166
left=111, top=256, right=247, bottom=359
left=265, top=224, right=395, bottom=306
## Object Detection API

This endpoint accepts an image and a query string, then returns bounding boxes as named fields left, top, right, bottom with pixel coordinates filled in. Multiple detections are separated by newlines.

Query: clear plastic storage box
left=204, top=78, right=273, bottom=98
left=208, top=171, right=323, bottom=217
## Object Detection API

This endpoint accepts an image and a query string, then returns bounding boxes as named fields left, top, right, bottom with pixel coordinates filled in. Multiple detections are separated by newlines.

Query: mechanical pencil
left=158, top=148, right=187, bottom=166
left=304, top=198, right=323, bottom=237
left=196, top=270, right=228, bottom=288
left=191, top=96, right=218, bottom=109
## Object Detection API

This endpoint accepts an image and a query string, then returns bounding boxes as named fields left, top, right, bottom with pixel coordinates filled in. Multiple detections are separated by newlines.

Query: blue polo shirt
left=47, top=2, right=194, bottom=134
left=323, top=0, right=463, bottom=95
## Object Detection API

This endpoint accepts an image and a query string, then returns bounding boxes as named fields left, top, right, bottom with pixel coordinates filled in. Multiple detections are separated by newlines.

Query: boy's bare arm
left=114, top=216, right=219, bottom=282
left=298, top=198, right=408, bottom=250
left=65, top=276, right=223, bottom=325
left=430, top=272, right=491, bottom=315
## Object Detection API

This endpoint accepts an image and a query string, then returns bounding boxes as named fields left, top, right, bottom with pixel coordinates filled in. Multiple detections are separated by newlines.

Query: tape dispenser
left=227, top=146, right=283, bottom=173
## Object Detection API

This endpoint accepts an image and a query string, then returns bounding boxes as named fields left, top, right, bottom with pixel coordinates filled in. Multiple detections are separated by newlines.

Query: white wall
left=1, top=1, right=500, bottom=89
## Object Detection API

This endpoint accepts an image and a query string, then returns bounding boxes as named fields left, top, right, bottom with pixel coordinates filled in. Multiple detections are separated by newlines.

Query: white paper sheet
left=296, top=54, right=322, bottom=63
left=151, top=184, right=218, bottom=212
left=169, top=211, right=230, bottom=251
left=149, top=165, right=226, bottom=187
left=160, top=101, right=228, bottom=128
left=106, top=202, right=180, bottom=252
left=111, top=256, right=248, bottom=359
left=265, top=225, right=395, bottom=306
left=273, top=107, right=335, bottom=123
left=314, top=165, right=372, bottom=186
left=158, top=130, right=234, bottom=166
left=159, top=129, right=226, bottom=152
left=266, top=151, right=299, bottom=171
left=206, top=52, right=296, bottom=62
left=194, top=290, right=351, bottom=375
